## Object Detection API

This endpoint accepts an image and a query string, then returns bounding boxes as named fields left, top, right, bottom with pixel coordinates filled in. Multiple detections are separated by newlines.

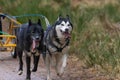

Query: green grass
left=1, top=0, right=120, bottom=77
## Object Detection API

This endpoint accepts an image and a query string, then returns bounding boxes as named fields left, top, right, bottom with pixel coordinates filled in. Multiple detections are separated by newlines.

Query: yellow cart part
left=0, top=44, right=16, bottom=47
left=0, top=13, right=21, bottom=52
left=0, top=35, right=16, bottom=47
left=0, top=35, right=16, bottom=38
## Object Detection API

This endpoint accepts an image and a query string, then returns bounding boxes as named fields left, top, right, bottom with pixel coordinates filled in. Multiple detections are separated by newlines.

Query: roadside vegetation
left=0, top=0, right=120, bottom=78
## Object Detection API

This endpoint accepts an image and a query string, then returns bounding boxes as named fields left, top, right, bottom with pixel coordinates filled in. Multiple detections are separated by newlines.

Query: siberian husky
left=43, top=15, right=73, bottom=80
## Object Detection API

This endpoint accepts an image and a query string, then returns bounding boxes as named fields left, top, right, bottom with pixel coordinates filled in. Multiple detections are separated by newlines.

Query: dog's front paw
left=47, top=78, right=52, bottom=80
left=57, top=73, right=63, bottom=77
left=26, top=76, right=31, bottom=80
left=32, top=68, right=37, bottom=72
left=26, top=78, right=31, bottom=80
left=18, top=70, right=23, bottom=75
left=47, top=76, right=52, bottom=80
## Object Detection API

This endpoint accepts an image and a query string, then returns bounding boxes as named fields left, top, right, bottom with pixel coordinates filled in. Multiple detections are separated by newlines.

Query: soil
left=0, top=52, right=113, bottom=80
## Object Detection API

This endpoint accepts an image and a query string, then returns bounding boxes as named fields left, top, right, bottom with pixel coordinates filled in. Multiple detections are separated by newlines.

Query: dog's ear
left=59, top=14, right=62, bottom=18
left=28, top=19, right=32, bottom=26
left=66, top=15, right=73, bottom=27
left=38, top=19, right=41, bottom=25
left=57, top=14, right=62, bottom=21
left=66, top=15, right=70, bottom=20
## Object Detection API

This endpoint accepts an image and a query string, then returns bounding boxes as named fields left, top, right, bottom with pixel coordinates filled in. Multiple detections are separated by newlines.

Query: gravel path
left=0, top=52, right=111, bottom=80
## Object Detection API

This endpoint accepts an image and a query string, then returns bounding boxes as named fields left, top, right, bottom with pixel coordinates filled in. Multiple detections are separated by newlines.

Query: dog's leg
left=60, top=53, right=68, bottom=76
left=55, top=54, right=61, bottom=75
left=26, top=55, right=31, bottom=80
left=58, top=47, right=70, bottom=76
left=18, top=50, right=23, bottom=75
left=42, top=45, right=46, bottom=62
left=12, top=47, right=17, bottom=58
left=46, top=54, right=51, bottom=80
left=32, top=54, right=40, bottom=72
left=57, top=53, right=68, bottom=77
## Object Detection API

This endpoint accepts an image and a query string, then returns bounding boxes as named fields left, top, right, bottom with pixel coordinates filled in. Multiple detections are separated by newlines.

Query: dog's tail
left=44, top=17, right=50, bottom=27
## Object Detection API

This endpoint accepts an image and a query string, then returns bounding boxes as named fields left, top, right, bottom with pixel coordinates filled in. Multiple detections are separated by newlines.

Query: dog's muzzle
left=64, top=32, right=71, bottom=39
left=61, top=29, right=71, bottom=39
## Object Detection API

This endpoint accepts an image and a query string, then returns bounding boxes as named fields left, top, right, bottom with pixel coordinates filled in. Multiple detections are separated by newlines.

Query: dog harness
left=51, top=38, right=70, bottom=52
left=46, top=38, right=70, bottom=56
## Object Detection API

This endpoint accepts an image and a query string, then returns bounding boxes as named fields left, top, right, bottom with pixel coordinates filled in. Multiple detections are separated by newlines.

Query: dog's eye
left=61, top=24, right=64, bottom=26
left=67, top=24, right=70, bottom=26
left=31, top=31, right=34, bottom=34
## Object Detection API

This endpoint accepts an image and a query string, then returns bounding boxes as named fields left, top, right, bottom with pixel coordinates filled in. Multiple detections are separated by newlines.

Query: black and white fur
left=16, top=19, right=44, bottom=80
left=43, top=15, right=73, bottom=80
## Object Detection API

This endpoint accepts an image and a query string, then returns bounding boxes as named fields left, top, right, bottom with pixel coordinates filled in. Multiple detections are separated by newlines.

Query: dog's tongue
left=32, top=40, right=36, bottom=52
left=64, top=32, right=71, bottom=39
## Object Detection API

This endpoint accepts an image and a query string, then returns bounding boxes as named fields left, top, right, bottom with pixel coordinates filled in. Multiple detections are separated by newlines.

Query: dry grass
left=71, top=0, right=119, bottom=8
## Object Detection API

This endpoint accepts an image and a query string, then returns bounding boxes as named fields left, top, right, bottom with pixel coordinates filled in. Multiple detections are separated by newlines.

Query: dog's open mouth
left=32, top=40, right=40, bottom=52
left=63, top=32, right=71, bottom=39
left=60, top=29, right=71, bottom=39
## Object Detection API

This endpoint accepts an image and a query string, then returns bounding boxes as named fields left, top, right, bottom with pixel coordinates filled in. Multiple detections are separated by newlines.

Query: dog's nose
left=36, top=36, right=40, bottom=40
left=65, top=28, right=69, bottom=32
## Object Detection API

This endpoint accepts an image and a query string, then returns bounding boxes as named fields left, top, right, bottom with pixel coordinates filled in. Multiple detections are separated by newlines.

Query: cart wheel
left=11, top=49, right=17, bottom=58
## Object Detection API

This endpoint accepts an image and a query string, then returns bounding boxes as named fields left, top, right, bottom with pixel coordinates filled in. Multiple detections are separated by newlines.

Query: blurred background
left=1, top=0, right=120, bottom=79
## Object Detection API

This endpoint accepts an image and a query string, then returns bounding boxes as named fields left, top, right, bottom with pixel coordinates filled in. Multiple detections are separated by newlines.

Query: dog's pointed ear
left=57, top=14, right=62, bottom=21
left=66, top=15, right=73, bottom=27
left=38, top=19, right=41, bottom=25
left=28, top=19, right=32, bottom=26
left=66, top=15, right=70, bottom=20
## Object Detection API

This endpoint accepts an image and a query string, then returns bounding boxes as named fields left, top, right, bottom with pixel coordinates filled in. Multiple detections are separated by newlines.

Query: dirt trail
left=0, top=52, right=111, bottom=80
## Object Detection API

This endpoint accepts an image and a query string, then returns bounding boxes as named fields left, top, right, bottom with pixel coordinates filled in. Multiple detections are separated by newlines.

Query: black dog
left=16, top=19, right=44, bottom=80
